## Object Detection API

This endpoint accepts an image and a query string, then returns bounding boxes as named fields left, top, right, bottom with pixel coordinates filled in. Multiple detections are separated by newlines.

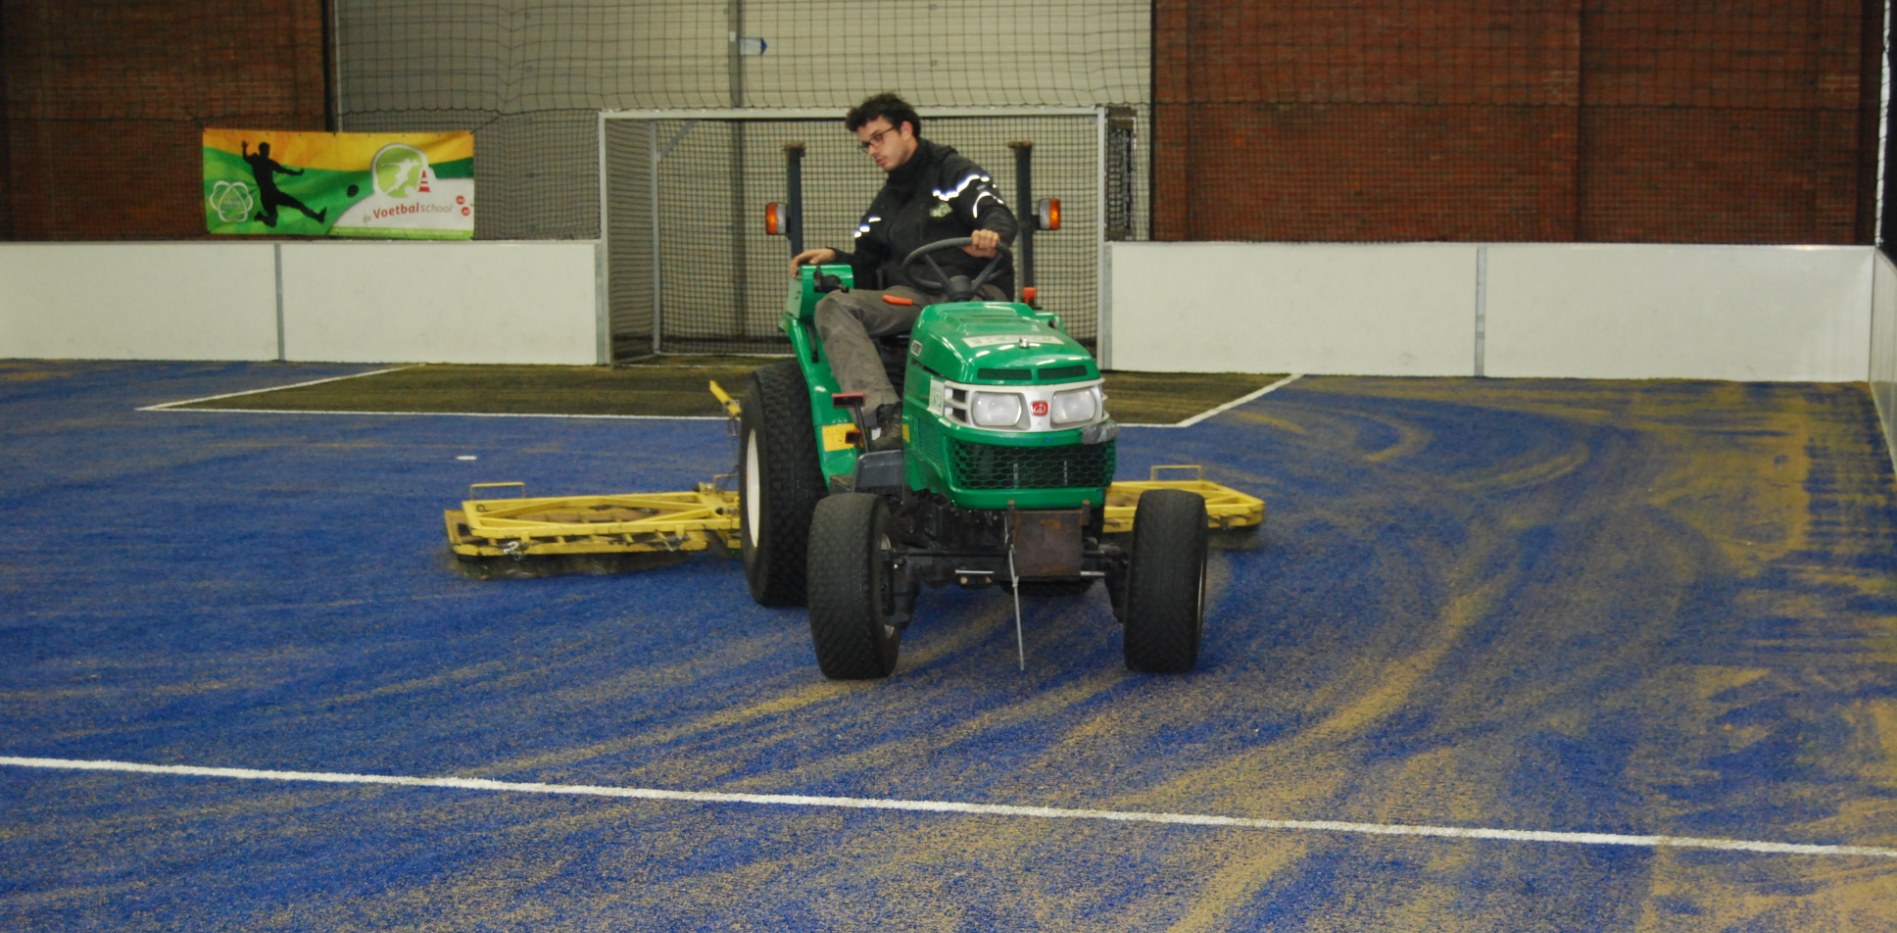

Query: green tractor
left=738, top=239, right=1212, bottom=679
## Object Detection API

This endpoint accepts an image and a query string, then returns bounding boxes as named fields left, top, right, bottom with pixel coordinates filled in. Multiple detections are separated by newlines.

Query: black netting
left=2, top=1, right=1888, bottom=262
left=603, top=112, right=1112, bottom=357
left=332, top=0, right=1151, bottom=248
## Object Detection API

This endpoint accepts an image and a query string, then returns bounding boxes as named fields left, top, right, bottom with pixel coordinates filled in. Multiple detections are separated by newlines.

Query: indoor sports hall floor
left=3, top=360, right=1895, bottom=931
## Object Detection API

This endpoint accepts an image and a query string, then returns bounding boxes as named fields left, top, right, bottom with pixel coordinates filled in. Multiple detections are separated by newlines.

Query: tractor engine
left=899, top=302, right=1119, bottom=514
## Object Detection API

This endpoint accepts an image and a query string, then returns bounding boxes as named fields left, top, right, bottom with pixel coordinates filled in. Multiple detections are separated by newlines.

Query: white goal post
left=597, top=107, right=1131, bottom=362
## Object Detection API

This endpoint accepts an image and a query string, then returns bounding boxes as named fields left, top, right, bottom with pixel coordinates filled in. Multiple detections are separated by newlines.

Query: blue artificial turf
left=2, top=362, right=1894, bottom=930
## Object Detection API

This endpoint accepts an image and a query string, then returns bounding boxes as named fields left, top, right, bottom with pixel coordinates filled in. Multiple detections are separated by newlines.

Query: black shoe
left=867, top=404, right=904, bottom=452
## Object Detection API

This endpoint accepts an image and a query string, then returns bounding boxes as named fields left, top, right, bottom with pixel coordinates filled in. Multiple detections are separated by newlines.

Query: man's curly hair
left=846, top=92, right=922, bottom=137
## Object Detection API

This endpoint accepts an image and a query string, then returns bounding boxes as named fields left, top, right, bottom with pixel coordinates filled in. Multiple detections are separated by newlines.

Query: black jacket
left=833, top=139, right=1020, bottom=296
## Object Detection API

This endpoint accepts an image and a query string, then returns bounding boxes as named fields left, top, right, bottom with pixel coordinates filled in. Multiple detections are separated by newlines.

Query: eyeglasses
left=858, top=126, right=898, bottom=151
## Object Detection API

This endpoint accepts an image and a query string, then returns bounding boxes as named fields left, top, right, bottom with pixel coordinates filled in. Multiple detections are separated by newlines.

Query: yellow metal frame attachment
left=446, top=482, right=741, bottom=558
left=709, top=380, right=741, bottom=420
left=444, top=383, right=1264, bottom=565
left=445, top=465, right=1264, bottom=561
left=1102, top=465, right=1266, bottom=534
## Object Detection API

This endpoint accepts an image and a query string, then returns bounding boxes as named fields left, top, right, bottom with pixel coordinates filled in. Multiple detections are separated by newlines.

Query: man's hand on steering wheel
left=962, top=229, right=1001, bottom=258
left=789, top=247, right=837, bottom=277
left=902, top=237, right=1010, bottom=301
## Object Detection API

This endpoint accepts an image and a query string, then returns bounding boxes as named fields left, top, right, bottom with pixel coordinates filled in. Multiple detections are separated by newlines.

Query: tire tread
left=741, top=361, right=825, bottom=606
left=807, top=494, right=900, bottom=679
left=1123, top=489, right=1209, bottom=672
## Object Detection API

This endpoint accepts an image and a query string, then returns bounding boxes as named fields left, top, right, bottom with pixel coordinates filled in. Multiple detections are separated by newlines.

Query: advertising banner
left=203, top=129, right=474, bottom=238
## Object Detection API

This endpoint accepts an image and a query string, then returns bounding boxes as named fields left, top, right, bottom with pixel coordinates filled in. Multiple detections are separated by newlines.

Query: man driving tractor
left=789, top=92, right=1021, bottom=451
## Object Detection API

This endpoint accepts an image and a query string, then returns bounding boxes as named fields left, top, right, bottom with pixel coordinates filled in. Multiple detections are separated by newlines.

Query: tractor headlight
left=1049, top=386, right=1101, bottom=426
left=969, top=391, right=1026, bottom=428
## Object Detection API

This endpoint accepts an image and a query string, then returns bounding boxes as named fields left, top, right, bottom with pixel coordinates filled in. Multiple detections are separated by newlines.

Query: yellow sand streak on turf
left=874, top=599, right=1020, bottom=673
left=467, top=677, right=851, bottom=784
left=1636, top=843, right=1897, bottom=931
left=1452, top=435, right=1592, bottom=494
left=1305, top=577, right=1506, bottom=743
left=0, top=364, right=61, bottom=385
left=1646, top=386, right=1813, bottom=569
left=315, top=661, right=510, bottom=708
left=1378, top=843, right=1480, bottom=929
left=1164, top=837, right=1311, bottom=933
left=456, top=601, right=1064, bottom=788
left=1075, top=566, right=1514, bottom=924
left=695, top=681, right=849, bottom=731
left=1867, top=701, right=1897, bottom=792
left=1230, top=411, right=1308, bottom=435
left=698, top=598, right=1130, bottom=794
left=764, top=666, right=1128, bottom=801
left=1356, top=411, right=1434, bottom=465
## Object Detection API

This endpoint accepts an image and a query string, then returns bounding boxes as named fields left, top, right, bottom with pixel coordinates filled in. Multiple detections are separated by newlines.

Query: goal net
left=603, top=108, right=1134, bottom=358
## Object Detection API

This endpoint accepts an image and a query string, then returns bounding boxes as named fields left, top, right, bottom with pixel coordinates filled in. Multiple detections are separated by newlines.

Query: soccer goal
left=600, top=107, right=1137, bottom=360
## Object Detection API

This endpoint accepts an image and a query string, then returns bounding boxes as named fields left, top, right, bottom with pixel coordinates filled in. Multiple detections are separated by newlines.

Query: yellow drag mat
left=447, top=466, right=1263, bottom=561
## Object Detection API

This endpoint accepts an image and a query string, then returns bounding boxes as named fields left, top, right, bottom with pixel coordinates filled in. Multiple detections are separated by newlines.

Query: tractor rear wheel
left=740, top=361, right=826, bottom=606
left=1122, top=489, right=1208, bottom=672
left=807, top=493, right=902, bottom=679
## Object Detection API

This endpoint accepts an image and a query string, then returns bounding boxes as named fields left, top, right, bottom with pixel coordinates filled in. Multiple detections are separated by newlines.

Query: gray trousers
left=814, top=284, right=1003, bottom=411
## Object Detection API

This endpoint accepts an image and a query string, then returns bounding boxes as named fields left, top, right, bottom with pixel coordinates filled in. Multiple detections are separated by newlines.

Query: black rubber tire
left=1106, top=566, right=1129, bottom=623
left=807, top=493, right=902, bottom=680
left=740, top=361, right=826, bottom=607
left=1122, top=489, right=1208, bottom=673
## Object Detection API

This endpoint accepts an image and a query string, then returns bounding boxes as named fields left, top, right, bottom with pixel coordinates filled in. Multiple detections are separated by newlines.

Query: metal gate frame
left=596, top=106, right=1116, bottom=364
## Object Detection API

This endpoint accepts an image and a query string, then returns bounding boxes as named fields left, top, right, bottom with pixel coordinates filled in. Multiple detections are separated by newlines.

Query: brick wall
left=0, top=6, right=11, bottom=240
left=5, top=0, right=1881, bottom=245
left=1154, top=0, right=1880, bottom=244
left=1, top=0, right=328, bottom=240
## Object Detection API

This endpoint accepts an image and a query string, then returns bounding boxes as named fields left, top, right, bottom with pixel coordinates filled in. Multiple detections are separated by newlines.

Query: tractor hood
left=908, top=301, right=1100, bottom=385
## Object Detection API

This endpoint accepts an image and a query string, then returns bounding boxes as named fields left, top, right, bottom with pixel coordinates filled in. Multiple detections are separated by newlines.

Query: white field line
left=139, top=369, right=1298, bottom=425
left=138, top=367, right=415, bottom=412
left=5, top=755, right=1893, bottom=860
left=139, top=365, right=729, bottom=421
left=137, top=364, right=720, bottom=422
left=1162, top=373, right=1303, bottom=428
left=147, top=406, right=728, bottom=422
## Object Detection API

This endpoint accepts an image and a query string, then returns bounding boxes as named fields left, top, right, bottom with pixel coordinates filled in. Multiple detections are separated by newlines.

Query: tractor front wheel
left=740, top=361, right=826, bottom=606
left=1122, top=489, right=1208, bottom=673
left=807, top=493, right=903, bottom=679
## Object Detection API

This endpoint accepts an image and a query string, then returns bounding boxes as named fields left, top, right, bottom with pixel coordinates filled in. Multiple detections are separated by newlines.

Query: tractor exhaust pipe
left=783, top=142, right=806, bottom=257
left=1010, top=141, right=1035, bottom=295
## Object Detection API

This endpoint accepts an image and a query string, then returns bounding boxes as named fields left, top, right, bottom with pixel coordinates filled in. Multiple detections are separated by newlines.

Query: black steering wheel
left=900, top=237, right=1010, bottom=302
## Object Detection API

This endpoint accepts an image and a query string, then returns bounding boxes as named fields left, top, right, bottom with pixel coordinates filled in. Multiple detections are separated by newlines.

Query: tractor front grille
left=948, top=437, right=1116, bottom=491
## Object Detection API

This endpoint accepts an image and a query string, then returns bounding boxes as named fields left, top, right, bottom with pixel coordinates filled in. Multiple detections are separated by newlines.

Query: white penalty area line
left=138, top=366, right=412, bottom=413
left=5, top=755, right=1893, bottom=861
left=1154, top=373, right=1303, bottom=429
left=138, top=367, right=1297, bottom=426
left=147, top=406, right=726, bottom=422
left=137, top=366, right=724, bottom=421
